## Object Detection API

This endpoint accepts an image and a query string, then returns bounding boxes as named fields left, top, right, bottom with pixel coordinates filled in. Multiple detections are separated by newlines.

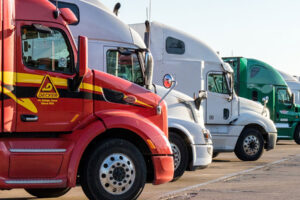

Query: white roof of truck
left=130, top=21, right=223, bottom=63
left=65, top=0, right=145, bottom=48
left=278, top=70, right=298, bottom=82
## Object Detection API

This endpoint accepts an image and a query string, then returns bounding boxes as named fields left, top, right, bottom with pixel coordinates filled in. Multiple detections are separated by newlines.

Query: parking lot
left=1, top=140, right=300, bottom=200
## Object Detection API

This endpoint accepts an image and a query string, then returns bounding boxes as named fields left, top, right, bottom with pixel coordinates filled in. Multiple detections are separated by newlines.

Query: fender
left=233, top=110, right=277, bottom=133
left=168, top=117, right=196, bottom=144
left=95, top=110, right=172, bottom=155
left=63, top=119, right=106, bottom=187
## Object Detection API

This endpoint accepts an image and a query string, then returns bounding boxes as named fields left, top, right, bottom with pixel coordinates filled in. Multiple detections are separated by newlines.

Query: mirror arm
left=156, top=81, right=177, bottom=114
left=158, top=81, right=177, bottom=105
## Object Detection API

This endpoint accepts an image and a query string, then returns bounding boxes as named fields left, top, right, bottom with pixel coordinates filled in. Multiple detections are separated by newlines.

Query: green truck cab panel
left=223, top=57, right=300, bottom=140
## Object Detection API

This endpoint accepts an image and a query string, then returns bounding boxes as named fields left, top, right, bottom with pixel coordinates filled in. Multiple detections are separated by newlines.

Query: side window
left=106, top=50, right=144, bottom=86
left=252, top=91, right=258, bottom=101
left=50, top=1, right=80, bottom=25
left=166, top=37, right=185, bottom=55
left=278, top=89, right=291, bottom=104
left=208, top=74, right=229, bottom=94
left=21, top=26, right=74, bottom=74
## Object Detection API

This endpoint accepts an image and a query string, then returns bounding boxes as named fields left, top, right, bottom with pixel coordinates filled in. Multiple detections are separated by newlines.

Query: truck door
left=206, top=72, right=232, bottom=124
left=15, top=22, right=89, bottom=132
left=275, top=87, right=293, bottom=137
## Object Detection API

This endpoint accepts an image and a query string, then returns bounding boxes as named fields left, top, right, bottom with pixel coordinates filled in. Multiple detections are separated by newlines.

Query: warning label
left=37, top=75, right=60, bottom=99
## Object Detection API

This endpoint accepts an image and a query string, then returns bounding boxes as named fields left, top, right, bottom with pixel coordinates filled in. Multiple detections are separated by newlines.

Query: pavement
left=1, top=140, right=300, bottom=200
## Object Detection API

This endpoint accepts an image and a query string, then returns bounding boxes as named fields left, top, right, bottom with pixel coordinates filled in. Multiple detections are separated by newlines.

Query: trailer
left=131, top=22, right=277, bottom=161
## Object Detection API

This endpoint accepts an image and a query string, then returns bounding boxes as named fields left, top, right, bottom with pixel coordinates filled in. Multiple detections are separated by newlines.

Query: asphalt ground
left=1, top=140, right=300, bottom=200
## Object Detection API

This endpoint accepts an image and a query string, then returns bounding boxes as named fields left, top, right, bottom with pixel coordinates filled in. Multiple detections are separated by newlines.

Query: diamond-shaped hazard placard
left=36, top=75, right=59, bottom=99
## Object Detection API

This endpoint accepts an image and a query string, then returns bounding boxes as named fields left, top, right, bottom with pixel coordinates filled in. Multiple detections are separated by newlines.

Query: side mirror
left=145, top=52, right=153, bottom=90
left=262, top=96, right=269, bottom=104
left=194, top=90, right=207, bottom=110
left=68, top=36, right=88, bottom=92
left=163, top=74, right=175, bottom=88
left=157, top=74, right=177, bottom=115
left=78, top=36, right=88, bottom=78
left=292, top=93, right=295, bottom=105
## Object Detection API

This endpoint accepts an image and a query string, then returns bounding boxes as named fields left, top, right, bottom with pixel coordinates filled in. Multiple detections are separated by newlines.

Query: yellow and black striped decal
left=1, top=72, right=153, bottom=113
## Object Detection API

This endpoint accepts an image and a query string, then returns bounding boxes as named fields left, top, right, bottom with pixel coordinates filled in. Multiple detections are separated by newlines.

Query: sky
left=100, top=0, right=300, bottom=76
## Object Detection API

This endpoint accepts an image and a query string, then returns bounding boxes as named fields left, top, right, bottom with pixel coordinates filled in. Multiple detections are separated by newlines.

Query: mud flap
left=265, top=132, right=277, bottom=151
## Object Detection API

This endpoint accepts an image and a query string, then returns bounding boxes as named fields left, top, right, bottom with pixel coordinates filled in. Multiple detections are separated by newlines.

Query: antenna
left=144, top=20, right=150, bottom=48
left=113, top=3, right=121, bottom=16
left=148, top=0, right=152, bottom=22
left=144, top=0, right=152, bottom=48
left=53, top=0, right=60, bottom=19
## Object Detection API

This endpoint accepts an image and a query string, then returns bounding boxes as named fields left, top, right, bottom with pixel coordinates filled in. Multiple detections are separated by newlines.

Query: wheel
left=294, top=125, right=300, bottom=144
left=169, top=132, right=189, bottom=181
left=212, top=152, right=220, bottom=158
left=81, top=139, right=146, bottom=200
left=25, top=188, right=70, bottom=198
left=234, top=127, right=264, bottom=161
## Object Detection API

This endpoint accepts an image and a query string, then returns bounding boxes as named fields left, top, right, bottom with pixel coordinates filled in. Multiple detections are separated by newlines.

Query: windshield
left=106, top=50, right=144, bottom=86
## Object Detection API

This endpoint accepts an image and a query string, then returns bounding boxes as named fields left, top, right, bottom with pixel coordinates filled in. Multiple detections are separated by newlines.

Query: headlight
left=202, top=128, right=212, bottom=142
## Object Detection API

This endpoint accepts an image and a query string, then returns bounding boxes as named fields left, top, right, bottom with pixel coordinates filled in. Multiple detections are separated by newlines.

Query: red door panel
left=15, top=21, right=92, bottom=132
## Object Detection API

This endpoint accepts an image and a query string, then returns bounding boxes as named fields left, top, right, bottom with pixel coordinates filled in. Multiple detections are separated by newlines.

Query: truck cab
left=131, top=21, right=277, bottom=161
left=224, top=57, right=300, bottom=144
left=58, top=0, right=213, bottom=180
left=279, top=70, right=300, bottom=105
left=0, top=1, right=174, bottom=200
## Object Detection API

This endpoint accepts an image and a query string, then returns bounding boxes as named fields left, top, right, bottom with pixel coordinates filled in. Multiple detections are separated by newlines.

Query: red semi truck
left=0, top=0, right=174, bottom=200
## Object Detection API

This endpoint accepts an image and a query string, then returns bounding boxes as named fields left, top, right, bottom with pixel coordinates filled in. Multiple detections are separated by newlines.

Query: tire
left=169, top=132, right=189, bottom=181
left=294, top=125, right=300, bottom=144
left=81, top=139, right=146, bottom=200
left=25, top=188, right=70, bottom=198
left=234, top=127, right=264, bottom=161
left=212, top=152, right=220, bottom=158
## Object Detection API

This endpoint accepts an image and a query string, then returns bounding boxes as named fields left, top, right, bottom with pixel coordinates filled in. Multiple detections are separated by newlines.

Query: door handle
left=223, top=109, right=230, bottom=120
left=21, top=115, right=38, bottom=122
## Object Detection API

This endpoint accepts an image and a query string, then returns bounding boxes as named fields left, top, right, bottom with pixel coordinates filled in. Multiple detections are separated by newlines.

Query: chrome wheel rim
left=171, top=143, right=181, bottom=170
left=243, top=135, right=260, bottom=156
left=99, top=153, right=135, bottom=195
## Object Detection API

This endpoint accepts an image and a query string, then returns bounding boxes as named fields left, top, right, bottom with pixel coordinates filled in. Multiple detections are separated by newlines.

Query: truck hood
left=155, top=86, right=205, bottom=126
left=239, top=97, right=264, bottom=115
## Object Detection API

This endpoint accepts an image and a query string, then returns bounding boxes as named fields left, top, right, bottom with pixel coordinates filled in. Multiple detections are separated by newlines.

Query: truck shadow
left=0, top=198, right=36, bottom=200
left=213, top=159, right=236, bottom=162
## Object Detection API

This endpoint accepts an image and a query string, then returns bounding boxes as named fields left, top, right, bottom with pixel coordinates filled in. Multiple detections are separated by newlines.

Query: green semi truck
left=223, top=57, right=300, bottom=144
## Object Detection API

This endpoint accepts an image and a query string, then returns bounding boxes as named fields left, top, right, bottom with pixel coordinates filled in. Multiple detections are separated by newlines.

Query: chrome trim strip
left=5, top=179, right=63, bottom=184
left=9, top=149, right=66, bottom=153
left=277, top=136, right=290, bottom=138
left=275, top=123, right=290, bottom=128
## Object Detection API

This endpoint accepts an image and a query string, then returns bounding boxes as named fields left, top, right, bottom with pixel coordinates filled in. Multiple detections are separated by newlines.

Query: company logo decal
left=280, top=110, right=288, bottom=115
left=37, top=75, right=59, bottom=105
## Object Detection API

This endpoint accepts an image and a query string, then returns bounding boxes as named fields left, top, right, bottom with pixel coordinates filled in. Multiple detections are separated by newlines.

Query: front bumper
left=189, top=144, right=213, bottom=171
left=265, top=132, right=277, bottom=151
left=151, top=155, right=174, bottom=185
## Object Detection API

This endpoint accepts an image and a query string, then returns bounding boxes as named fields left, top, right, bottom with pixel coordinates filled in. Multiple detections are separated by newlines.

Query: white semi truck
left=131, top=22, right=277, bottom=161
left=279, top=70, right=300, bottom=105
left=54, top=0, right=213, bottom=180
